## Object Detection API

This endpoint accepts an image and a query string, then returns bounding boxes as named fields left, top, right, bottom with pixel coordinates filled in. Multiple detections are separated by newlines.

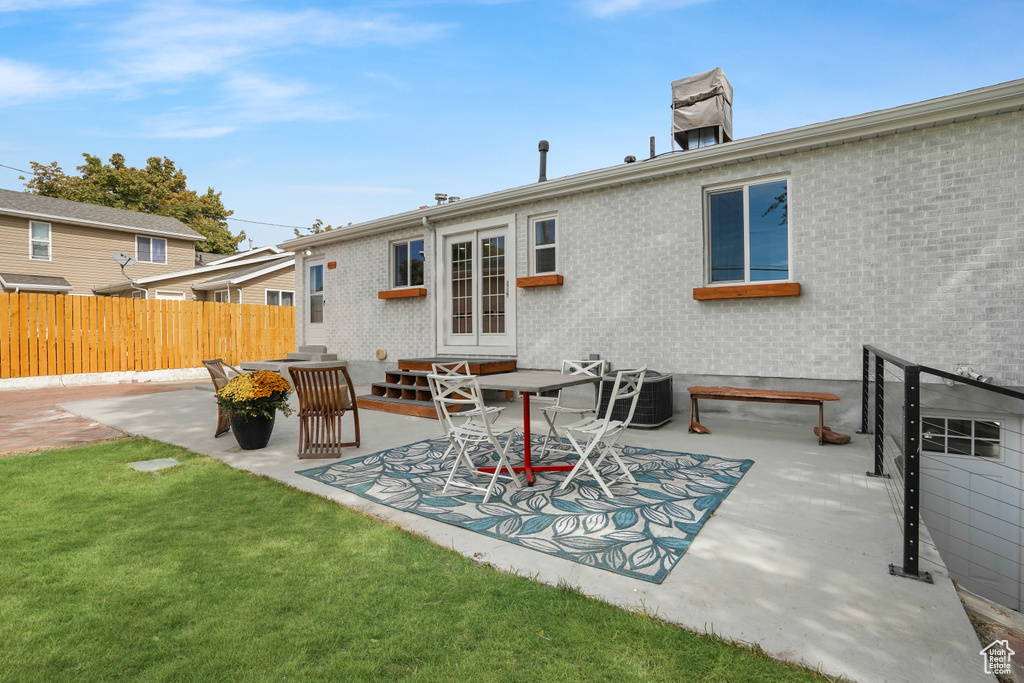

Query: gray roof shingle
left=0, top=272, right=73, bottom=291
left=0, top=188, right=204, bottom=240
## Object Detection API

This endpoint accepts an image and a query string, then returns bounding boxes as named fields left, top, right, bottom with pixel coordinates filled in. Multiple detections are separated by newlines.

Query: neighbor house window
left=706, top=177, right=789, bottom=284
left=153, top=290, right=186, bottom=300
left=532, top=215, right=557, bottom=274
left=923, top=417, right=1002, bottom=459
left=30, top=221, right=51, bottom=261
left=136, top=236, right=167, bottom=264
left=265, top=290, right=294, bottom=306
left=392, top=238, right=425, bottom=288
left=214, top=290, right=230, bottom=303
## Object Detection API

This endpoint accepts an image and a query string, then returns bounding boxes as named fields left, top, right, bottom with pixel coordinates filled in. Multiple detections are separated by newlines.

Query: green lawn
left=0, top=439, right=825, bottom=682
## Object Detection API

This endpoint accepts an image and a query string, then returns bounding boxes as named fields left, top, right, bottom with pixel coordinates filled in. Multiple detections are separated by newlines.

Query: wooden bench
left=687, top=386, right=844, bottom=445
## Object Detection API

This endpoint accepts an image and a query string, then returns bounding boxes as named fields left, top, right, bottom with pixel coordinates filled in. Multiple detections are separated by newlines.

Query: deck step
left=357, top=357, right=517, bottom=418
left=356, top=395, right=440, bottom=419
left=397, top=357, right=516, bottom=374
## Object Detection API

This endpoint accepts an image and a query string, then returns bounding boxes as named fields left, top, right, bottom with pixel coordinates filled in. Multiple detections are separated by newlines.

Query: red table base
left=477, top=392, right=572, bottom=486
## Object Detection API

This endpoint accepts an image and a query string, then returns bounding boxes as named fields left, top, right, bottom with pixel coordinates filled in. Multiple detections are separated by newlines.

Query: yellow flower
left=217, top=370, right=294, bottom=419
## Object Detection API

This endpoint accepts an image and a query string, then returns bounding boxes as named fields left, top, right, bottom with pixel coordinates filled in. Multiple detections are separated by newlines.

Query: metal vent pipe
left=538, top=140, right=549, bottom=182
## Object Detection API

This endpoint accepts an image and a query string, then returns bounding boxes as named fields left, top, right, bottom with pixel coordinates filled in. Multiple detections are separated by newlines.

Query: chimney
left=538, top=140, right=549, bottom=182
left=671, top=67, right=733, bottom=151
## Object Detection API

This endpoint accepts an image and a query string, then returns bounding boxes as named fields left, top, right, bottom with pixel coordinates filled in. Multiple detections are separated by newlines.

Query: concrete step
left=286, top=352, right=338, bottom=362
left=298, top=345, right=328, bottom=354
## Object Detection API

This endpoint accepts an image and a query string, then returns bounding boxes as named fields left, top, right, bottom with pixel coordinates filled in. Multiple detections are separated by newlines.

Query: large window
left=265, top=289, right=294, bottom=306
left=392, top=238, right=425, bottom=288
left=136, top=236, right=167, bottom=265
left=30, top=221, right=51, bottom=261
left=706, top=178, right=788, bottom=284
left=531, top=215, right=557, bottom=274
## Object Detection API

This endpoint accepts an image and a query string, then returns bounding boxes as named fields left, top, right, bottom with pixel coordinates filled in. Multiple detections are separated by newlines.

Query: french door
left=435, top=215, right=516, bottom=356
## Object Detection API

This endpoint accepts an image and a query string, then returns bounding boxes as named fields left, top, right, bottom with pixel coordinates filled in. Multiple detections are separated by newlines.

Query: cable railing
left=861, top=346, right=1024, bottom=593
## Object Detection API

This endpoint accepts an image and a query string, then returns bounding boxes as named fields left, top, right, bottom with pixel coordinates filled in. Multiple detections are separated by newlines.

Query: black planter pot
left=229, top=410, right=276, bottom=450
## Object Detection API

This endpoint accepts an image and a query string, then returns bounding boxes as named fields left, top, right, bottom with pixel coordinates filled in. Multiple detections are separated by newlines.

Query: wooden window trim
left=517, top=275, right=563, bottom=288
left=693, top=282, right=800, bottom=301
left=378, top=287, right=427, bottom=299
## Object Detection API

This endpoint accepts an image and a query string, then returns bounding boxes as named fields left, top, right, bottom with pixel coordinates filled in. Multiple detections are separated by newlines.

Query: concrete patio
left=59, top=385, right=992, bottom=682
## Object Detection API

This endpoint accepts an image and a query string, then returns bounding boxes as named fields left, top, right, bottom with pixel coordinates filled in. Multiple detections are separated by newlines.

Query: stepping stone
left=128, top=458, right=180, bottom=472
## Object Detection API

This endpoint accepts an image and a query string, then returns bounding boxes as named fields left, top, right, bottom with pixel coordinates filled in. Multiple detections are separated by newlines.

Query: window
left=30, top=221, right=51, bottom=261
left=214, top=290, right=230, bottom=303
left=706, top=178, right=789, bottom=284
left=392, top=238, right=425, bottom=288
left=923, top=417, right=1002, bottom=459
left=136, top=235, right=167, bottom=264
left=266, top=289, right=295, bottom=306
left=531, top=215, right=557, bottom=274
left=154, top=290, right=186, bottom=300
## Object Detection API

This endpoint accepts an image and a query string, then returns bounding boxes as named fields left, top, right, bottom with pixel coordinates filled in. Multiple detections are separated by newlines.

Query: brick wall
left=298, top=109, right=1024, bottom=391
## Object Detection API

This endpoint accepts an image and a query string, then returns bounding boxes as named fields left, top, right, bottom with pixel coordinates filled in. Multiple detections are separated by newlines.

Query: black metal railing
left=862, top=346, right=1024, bottom=592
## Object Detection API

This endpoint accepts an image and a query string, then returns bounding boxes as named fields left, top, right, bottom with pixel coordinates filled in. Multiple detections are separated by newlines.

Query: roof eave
left=0, top=208, right=205, bottom=241
left=193, top=258, right=296, bottom=290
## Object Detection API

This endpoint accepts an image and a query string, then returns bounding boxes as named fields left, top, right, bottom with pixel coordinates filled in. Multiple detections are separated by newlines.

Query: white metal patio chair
left=537, top=359, right=609, bottom=459
left=559, top=367, right=647, bottom=498
left=427, top=372, right=522, bottom=504
left=430, top=361, right=506, bottom=460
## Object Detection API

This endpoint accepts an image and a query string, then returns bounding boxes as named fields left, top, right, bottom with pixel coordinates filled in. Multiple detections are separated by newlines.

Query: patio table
left=475, top=371, right=601, bottom=486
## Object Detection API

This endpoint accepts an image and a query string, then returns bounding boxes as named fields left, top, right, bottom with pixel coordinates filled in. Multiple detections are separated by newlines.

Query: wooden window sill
left=517, top=274, right=563, bottom=288
left=378, top=288, right=427, bottom=299
left=693, top=282, right=801, bottom=301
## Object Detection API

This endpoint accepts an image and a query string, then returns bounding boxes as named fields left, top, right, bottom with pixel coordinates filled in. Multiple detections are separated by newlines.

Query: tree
left=293, top=218, right=351, bottom=238
left=25, top=153, right=244, bottom=254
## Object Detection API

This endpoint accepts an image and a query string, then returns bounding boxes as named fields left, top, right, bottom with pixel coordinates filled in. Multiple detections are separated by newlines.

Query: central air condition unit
left=671, top=67, right=733, bottom=151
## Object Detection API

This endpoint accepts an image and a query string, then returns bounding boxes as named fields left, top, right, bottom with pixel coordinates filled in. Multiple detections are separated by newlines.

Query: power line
left=1, top=160, right=310, bottom=232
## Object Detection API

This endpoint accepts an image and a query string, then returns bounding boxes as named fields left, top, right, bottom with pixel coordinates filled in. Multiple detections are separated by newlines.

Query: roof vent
left=434, top=193, right=447, bottom=205
left=671, top=67, right=733, bottom=151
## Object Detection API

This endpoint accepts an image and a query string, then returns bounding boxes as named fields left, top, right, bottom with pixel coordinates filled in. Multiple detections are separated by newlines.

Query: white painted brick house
left=279, top=77, right=1024, bottom=429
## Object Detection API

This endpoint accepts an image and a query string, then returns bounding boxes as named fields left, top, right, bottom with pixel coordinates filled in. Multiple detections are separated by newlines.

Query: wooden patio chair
left=288, top=365, right=360, bottom=458
left=203, top=358, right=243, bottom=438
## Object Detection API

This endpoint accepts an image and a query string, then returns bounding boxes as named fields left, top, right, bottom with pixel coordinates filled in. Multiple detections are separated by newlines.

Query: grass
left=0, top=438, right=826, bottom=682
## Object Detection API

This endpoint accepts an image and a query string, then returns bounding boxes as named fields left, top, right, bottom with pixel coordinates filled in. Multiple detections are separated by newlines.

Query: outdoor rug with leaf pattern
left=297, top=436, right=753, bottom=583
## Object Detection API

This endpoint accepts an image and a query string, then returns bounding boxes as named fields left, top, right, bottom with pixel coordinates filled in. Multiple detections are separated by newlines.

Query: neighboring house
left=0, top=189, right=296, bottom=304
left=0, top=188, right=203, bottom=295
left=279, top=72, right=1024, bottom=613
left=92, top=246, right=296, bottom=304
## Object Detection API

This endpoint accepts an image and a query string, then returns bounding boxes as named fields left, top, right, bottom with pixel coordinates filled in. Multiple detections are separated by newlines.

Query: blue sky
left=2, top=0, right=1022, bottom=248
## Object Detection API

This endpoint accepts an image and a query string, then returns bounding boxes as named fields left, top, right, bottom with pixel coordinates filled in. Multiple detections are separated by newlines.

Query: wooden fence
left=0, top=293, right=296, bottom=380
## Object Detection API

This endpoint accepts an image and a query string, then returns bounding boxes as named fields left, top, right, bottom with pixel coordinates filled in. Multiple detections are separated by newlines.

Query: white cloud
left=578, top=0, right=713, bottom=17
left=104, top=3, right=452, bottom=84
left=1, top=1, right=454, bottom=133
left=0, top=58, right=58, bottom=101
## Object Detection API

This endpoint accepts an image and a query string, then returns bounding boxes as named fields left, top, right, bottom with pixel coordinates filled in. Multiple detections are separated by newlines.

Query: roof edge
left=0, top=206, right=205, bottom=241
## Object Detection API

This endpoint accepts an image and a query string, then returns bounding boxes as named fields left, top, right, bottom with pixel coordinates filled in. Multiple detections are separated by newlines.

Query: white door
left=435, top=215, right=516, bottom=356
left=920, top=413, right=1023, bottom=610
left=305, top=258, right=326, bottom=347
